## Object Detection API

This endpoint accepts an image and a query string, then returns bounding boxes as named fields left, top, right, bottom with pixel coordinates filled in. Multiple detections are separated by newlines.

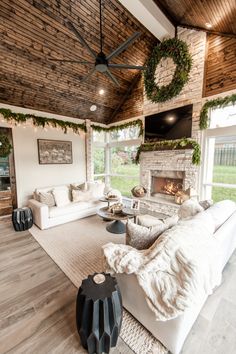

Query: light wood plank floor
left=0, top=219, right=133, bottom=354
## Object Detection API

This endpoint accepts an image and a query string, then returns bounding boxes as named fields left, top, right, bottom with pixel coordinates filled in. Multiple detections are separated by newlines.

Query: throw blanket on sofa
left=103, top=212, right=222, bottom=321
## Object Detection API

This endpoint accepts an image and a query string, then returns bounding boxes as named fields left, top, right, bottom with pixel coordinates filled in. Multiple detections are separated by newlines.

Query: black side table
left=76, top=273, right=122, bottom=354
left=12, top=207, right=33, bottom=231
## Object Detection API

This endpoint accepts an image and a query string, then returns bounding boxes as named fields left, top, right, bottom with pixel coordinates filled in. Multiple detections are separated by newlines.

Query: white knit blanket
left=103, top=213, right=222, bottom=321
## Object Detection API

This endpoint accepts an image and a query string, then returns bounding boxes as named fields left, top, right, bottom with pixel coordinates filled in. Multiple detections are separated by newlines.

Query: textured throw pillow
left=126, top=215, right=178, bottom=250
left=70, top=182, right=88, bottom=192
left=199, top=199, right=213, bottom=210
left=178, top=198, right=203, bottom=220
left=52, top=188, right=71, bottom=207
left=38, top=191, right=56, bottom=207
left=137, top=214, right=164, bottom=227
left=72, top=189, right=92, bottom=202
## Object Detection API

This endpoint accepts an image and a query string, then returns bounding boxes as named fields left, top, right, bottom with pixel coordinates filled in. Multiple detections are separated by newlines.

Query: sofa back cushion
left=200, top=200, right=236, bottom=232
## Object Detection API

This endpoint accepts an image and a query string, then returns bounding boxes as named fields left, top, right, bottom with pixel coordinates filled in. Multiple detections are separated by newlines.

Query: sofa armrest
left=28, top=199, right=49, bottom=230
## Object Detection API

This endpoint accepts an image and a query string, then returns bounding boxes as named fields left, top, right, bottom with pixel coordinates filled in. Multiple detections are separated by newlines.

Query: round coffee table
left=97, top=207, right=130, bottom=234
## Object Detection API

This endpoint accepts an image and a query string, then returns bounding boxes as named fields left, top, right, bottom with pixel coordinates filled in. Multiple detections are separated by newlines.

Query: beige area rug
left=30, top=216, right=168, bottom=354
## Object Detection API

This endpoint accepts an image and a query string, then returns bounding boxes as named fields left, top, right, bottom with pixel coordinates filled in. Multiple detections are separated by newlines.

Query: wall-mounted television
left=144, top=104, right=193, bottom=142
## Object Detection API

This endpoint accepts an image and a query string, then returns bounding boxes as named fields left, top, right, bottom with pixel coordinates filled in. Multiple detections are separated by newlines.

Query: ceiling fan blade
left=105, top=69, right=120, bottom=87
left=108, top=63, right=144, bottom=70
left=106, top=32, right=141, bottom=61
left=49, top=59, right=94, bottom=64
left=80, top=68, right=96, bottom=83
left=64, top=20, right=97, bottom=59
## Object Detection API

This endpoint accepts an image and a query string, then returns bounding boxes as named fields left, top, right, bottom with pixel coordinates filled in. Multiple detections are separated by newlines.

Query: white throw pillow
left=52, top=188, right=71, bottom=207
left=87, top=181, right=105, bottom=199
left=72, top=189, right=92, bottom=202
left=178, top=198, right=203, bottom=220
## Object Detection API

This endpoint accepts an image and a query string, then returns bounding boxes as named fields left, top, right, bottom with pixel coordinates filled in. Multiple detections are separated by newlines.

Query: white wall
left=0, top=104, right=86, bottom=207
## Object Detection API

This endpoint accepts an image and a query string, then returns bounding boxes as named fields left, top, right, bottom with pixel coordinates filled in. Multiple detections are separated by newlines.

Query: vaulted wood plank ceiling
left=0, top=0, right=157, bottom=123
left=155, top=0, right=236, bottom=36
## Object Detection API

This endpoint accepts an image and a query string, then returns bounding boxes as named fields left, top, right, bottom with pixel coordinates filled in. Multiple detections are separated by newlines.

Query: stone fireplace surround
left=140, top=149, right=198, bottom=215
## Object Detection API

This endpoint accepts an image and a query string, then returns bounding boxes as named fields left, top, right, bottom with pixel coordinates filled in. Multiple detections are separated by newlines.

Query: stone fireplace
left=140, top=149, right=198, bottom=215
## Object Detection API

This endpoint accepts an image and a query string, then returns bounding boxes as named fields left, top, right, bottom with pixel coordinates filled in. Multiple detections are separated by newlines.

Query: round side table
left=76, top=273, right=122, bottom=354
left=12, top=207, right=33, bottom=231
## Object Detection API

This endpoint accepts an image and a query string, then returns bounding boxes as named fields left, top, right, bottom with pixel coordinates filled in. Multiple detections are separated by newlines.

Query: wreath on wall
left=144, top=38, right=193, bottom=103
left=0, top=134, right=12, bottom=158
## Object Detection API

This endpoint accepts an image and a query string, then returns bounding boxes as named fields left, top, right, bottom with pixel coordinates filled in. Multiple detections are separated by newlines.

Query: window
left=92, top=125, right=142, bottom=197
left=201, top=105, right=236, bottom=203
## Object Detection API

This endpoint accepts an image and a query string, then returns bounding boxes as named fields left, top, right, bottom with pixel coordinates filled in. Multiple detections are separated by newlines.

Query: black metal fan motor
left=50, top=0, right=144, bottom=86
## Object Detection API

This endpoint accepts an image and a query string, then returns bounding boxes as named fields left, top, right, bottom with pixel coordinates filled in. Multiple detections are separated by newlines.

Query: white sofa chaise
left=106, top=201, right=236, bottom=354
left=28, top=182, right=105, bottom=230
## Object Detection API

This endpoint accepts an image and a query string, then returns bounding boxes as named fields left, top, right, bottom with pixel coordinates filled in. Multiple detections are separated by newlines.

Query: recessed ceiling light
left=90, top=105, right=97, bottom=112
left=99, top=89, right=105, bottom=95
left=205, top=23, right=212, bottom=28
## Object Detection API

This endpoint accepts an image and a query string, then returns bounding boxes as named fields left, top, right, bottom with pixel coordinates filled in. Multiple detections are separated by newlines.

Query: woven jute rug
left=30, top=216, right=168, bottom=354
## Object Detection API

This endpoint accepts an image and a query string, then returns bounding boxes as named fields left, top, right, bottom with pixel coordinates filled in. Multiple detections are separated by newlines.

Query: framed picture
left=131, top=199, right=140, bottom=210
left=37, top=139, right=72, bottom=164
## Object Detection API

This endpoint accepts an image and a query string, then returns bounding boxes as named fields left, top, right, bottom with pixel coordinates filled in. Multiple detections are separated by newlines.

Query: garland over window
left=199, top=93, right=236, bottom=130
left=144, top=38, right=192, bottom=103
left=0, top=134, right=12, bottom=157
left=135, top=138, right=201, bottom=165
left=91, top=119, right=144, bottom=137
left=0, top=108, right=87, bottom=134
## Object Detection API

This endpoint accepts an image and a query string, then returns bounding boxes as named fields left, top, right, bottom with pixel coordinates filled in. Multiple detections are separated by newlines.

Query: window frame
left=200, top=122, right=236, bottom=200
left=92, top=128, right=142, bottom=194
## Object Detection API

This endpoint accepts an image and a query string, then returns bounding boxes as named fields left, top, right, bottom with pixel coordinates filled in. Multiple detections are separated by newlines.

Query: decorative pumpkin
left=131, top=185, right=147, bottom=198
left=105, top=189, right=122, bottom=200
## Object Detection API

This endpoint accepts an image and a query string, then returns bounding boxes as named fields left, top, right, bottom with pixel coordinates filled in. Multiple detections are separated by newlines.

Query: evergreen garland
left=91, top=119, right=144, bottom=137
left=0, top=134, right=12, bottom=157
left=0, top=108, right=87, bottom=134
left=144, top=38, right=192, bottom=103
left=199, top=93, right=236, bottom=130
left=135, top=138, right=201, bottom=165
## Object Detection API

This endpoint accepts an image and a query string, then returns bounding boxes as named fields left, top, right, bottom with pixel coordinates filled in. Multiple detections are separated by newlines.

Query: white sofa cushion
left=87, top=181, right=105, bottom=199
left=52, top=187, right=71, bottom=207
left=49, top=201, right=94, bottom=218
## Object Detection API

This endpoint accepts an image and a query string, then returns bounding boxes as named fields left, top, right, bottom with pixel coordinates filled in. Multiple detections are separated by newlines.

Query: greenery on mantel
left=199, top=93, right=236, bottom=130
left=0, top=134, right=12, bottom=157
left=0, top=108, right=87, bottom=134
left=135, top=138, right=201, bottom=165
left=144, top=38, right=192, bottom=103
left=91, top=119, right=144, bottom=137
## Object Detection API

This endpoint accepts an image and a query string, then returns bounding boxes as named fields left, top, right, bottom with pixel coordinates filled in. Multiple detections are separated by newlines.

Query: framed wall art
left=37, top=139, right=72, bottom=164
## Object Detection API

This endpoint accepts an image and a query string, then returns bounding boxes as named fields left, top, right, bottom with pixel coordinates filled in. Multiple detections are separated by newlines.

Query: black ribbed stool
left=76, top=273, right=122, bottom=354
left=12, top=207, right=33, bottom=231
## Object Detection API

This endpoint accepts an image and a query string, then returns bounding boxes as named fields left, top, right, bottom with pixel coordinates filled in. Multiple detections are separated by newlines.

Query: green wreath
left=144, top=38, right=192, bottom=103
left=0, top=134, right=12, bottom=157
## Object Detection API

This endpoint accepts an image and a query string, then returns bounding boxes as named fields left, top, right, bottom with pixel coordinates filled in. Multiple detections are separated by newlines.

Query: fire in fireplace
left=151, top=177, right=183, bottom=196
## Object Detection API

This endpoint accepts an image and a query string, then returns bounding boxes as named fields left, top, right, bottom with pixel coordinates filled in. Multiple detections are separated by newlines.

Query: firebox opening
left=151, top=176, right=183, bottom=196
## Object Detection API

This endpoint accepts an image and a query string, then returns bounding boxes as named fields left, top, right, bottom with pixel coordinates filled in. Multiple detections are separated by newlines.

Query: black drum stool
left=12, top=207, right=33, bottom=231
left=76, top=272, right=122, bottom=354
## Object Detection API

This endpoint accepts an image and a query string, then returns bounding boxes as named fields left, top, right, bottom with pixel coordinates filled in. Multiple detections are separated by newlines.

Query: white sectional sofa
left=28, top=182, right=105, bottom=230
left=104, top=200, right=236, bottom=354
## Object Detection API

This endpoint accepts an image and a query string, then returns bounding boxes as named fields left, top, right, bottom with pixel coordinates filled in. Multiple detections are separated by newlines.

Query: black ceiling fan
left=50, top=0, right=144, bottom=86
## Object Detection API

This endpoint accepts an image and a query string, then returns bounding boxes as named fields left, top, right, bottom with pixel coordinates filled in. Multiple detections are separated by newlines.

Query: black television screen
left=145, top=104, right=193, bottom=142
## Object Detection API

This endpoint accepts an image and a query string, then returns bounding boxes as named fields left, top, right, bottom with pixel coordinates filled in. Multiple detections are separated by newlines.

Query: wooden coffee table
left=97, top=207, right=132, bottom=234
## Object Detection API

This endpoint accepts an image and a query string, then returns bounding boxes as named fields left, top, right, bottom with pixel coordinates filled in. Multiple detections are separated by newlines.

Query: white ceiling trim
left=118, top=0, right=175, bottom=40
